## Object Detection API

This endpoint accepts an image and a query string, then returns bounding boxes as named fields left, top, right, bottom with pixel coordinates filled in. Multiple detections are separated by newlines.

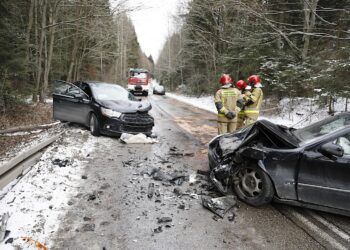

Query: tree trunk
left=26, top=0, right=34, bottom=73
left=34, top=0, right=47, bottom=103
left=66, top=31, right=79, bottom=82
left=345, top=97, right=348, bottom=112
left=0, top=68, right=8, bottom=114
left=41, top=3, right=56, bottom=102
left=33, top=0, right=39, bottom=102
left=302, top=0, right=319, bottom=60
left=66, top=2, right=82, bottom=82
left=328, top=95, right=334, bottom=114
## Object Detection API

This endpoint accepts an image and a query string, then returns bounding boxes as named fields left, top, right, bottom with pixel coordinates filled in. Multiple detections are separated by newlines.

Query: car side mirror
left=73, top=93, right=84, bottom=100
left=318, top=142, right=344, bottom=158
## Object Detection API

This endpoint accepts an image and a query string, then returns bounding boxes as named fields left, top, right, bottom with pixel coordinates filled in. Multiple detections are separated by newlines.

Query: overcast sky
left=125, top=0, right=185, bottom=62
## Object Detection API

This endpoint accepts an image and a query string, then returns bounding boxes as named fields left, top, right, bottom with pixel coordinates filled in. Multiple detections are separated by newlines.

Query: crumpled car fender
left=210, top=147, right=269, bottom=195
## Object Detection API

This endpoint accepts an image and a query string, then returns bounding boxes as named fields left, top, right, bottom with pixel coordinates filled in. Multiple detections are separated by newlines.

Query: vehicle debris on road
left=157, top=217, right=172, bottom=223
left=147, top=183, right=155, bottom=198
left=202, top=195, right=237, bottom=219
left=52, top=158, right=71, bottom=168
left=0, top=213, right=9, bottom=243
left=120, top=133, right=158, bottom=144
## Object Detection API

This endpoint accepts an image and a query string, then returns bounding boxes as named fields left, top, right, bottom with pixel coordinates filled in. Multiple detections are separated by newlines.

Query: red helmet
left=247, top=75, right=262, bottom=87
left=219, top=74, right=233, bottom=85
left=235, top=80, right=247, bottom=90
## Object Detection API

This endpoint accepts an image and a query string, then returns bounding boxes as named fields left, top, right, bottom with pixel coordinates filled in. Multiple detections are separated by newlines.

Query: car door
left=53, top=81, right=91, bottom=124
left=297, top=130, right=350, bottom=211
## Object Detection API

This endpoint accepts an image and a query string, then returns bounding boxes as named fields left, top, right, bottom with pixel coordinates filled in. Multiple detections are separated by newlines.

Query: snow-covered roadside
left=166, top=93, right=217, bottom=114
left=166, top=93, right=344, bottom=128
left=0, top=129, right=96, bottom=249
left=0, top=128, right=61, bottom=165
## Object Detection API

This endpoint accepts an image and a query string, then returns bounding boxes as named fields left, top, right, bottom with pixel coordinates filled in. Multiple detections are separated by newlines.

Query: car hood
left=210, top=120, right=299, bottom=158
left=97, top=100, right=152, bottom=113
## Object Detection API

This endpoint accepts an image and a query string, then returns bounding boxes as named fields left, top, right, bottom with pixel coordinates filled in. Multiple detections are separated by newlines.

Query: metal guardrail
left=0, top=132, right=63, bottom=190
left=0, top=122, right=61, bottom=135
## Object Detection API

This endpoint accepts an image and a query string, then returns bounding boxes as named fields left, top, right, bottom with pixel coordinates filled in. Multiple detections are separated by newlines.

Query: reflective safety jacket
left=215, top=86, right=242, bottom=122
left=239, top=90, right=251, bottom=116
left=243, top=87, right=263, bottom=115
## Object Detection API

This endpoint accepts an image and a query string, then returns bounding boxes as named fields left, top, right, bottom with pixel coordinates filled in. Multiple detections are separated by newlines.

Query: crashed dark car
left=53, top=80, right=154, bottom=136
left=208, top=113, right=350, bottom=216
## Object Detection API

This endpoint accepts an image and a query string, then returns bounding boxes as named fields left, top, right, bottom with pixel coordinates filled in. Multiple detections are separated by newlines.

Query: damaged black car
left=53, top=80, right=154, bottom=136
left=208, top=113, right=350, bottom=216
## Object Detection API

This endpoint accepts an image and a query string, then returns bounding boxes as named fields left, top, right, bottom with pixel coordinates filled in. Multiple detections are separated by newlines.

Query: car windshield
left=293, top=113, right=350, bottom=143
left=132, top=72, right=147, bottom=79
left=91, top=83, right=137, bottom=101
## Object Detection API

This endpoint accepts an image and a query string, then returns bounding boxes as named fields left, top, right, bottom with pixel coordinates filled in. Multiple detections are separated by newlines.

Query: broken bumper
left=100, top=113, right=154, bottom=136
left=128, top=84, right=149, bottom=93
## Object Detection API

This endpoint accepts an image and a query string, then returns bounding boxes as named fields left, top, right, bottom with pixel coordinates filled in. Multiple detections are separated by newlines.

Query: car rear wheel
left=233, top=164, right=274, bottom=206
left=89, top=113, right=100, bottom=136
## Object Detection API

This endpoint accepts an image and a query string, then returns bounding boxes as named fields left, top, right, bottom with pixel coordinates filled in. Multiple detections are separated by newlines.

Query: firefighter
left=244, top=75, right=263, bottom=125
left=235, top=80, right=252, bottom=129
left=215, top=74, right=243, bottom=134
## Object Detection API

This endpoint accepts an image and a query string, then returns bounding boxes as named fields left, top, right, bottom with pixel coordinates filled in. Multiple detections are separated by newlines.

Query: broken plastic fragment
left=157, top=217, right=172, bottom=223
left=202, top=195, right=237, bottom=218
left=153, top=226, right=163, bottom=233
left=148, top=183, right=155, bottom=198
left=120, top=133, right=158, bottom=144
left=0, top=213, right=9, bottom=243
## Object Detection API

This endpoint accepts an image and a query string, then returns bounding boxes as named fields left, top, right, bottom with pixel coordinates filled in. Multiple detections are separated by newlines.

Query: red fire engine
left=127, top=68, right=150, bottom=96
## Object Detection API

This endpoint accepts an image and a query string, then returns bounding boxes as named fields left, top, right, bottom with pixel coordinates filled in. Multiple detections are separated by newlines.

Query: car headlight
left=101, top=107, right=122, bottom=118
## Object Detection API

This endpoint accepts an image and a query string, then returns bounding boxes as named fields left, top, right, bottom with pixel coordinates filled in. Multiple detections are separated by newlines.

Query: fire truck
left=127, top=68, right=151, bottom=96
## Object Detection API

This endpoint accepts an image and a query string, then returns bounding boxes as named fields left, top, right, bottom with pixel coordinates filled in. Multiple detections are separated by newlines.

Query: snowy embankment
left=166, top=92, right=347, bottom=128
left=0, top=129, right=96, bottom=249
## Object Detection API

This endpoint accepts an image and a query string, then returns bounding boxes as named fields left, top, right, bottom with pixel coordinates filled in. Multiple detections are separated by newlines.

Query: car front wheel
left=233, top=164, right=274, bottom=206
left=89, top=113, right=100, bottom=136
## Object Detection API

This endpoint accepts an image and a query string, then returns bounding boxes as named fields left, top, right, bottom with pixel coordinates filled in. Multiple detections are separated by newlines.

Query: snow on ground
left=2, top=130, right=43, bottom=137
left=166, top=93, right=217, bottom=114
left=0, top=128, right=96, bottom=249
left=0, top=125, right=64, bottom=165
left=166, top=93, right=347, bottom=128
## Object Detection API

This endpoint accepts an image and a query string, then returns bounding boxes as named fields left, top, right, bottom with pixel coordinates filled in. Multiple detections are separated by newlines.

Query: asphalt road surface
left=45, top=95, right=349, bottom=249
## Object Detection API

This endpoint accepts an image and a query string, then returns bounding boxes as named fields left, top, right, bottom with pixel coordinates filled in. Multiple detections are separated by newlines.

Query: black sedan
left=208, top=113, right=350, bottom=216
left=53, top=81, right=154, bottom=136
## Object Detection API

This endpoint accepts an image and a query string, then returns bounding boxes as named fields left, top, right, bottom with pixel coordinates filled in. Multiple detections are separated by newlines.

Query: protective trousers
left=218, top=121, right=237, bottom=134
left=245, top=112, right=259, bottom=126
left=237, top=110, right=259, bottom=129
left=236, top=111, right=245, bottom=130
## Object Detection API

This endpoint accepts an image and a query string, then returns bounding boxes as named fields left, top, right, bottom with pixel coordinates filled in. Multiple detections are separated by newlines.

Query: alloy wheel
left=237, top=168, right=263, bottom=197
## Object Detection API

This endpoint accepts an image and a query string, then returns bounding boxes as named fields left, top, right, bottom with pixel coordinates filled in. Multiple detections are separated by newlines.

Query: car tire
left=89, top=113, right=100, bottom=136
left=232, top=164, right=274, bottom=207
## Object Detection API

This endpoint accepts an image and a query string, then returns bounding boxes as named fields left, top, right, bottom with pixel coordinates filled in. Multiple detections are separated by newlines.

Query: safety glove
left=225, top=111, right=236, bottom=120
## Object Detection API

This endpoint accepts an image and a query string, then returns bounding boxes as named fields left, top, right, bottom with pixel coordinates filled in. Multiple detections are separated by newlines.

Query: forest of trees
left=0, top=0, right=153, bottom=111
left=156, top=0, right=350, bottom=106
